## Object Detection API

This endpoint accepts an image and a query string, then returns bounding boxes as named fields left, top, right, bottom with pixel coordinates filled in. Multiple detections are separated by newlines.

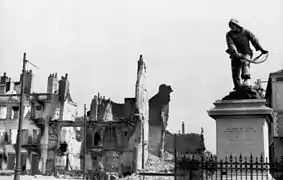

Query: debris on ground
left=120, top=153, right=174, bottom=180
left=143, top=153, right=174, bottom=173
left=0, top=153, right=175, bottom=180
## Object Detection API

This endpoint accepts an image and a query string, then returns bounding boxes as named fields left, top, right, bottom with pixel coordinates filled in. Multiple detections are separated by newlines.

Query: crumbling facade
left=0, top=71, right=78, bottom=175
left=82, top=55, right=149, bottom=179
left=148, top=84, right=173, bottom=158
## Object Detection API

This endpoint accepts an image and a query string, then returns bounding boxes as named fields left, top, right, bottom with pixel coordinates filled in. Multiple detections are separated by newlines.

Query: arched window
left=93, top=131, right=101, bottom=146
left=12, top=106, right=19, bottom=119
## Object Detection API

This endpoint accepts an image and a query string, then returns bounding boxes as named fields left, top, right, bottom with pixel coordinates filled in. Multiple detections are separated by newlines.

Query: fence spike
left=250, top=154, right=253, bottom=163
left=229, top=154, right=233, bottom=163
left=265, top=157, right=269, bottom=172
left=225, top=156, right=228, bottom=163
left=260, top=154, right=264, bottom=163
left=244, top=156, right=247, bottom=165
left=210, top=154, right=213, bottom=161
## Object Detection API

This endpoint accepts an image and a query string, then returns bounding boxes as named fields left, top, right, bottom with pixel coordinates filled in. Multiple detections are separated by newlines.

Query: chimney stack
left=90, top=95, right=98, bottom=121
left=58, top=73, right=70, bottom=103
left=182, top=121, right=185, bottom=134
left=21, top=70, right=33, bottom=94
left=47, top=73, right=59, bottom=94
left=0, top=72, right=11, bottom=85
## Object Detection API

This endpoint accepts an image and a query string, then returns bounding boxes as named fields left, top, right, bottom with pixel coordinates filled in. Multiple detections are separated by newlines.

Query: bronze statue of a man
left=226, top=19, right=268, bottom=90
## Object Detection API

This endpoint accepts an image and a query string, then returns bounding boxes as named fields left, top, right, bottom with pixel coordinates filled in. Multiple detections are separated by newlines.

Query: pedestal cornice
left=207, top=99, right=276, bottom=122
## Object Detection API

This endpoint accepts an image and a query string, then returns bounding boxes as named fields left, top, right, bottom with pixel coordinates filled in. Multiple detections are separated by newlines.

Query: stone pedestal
left=208, top=99, right=276, bottom=161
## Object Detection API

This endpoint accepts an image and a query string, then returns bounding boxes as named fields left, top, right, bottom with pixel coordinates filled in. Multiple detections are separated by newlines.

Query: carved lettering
left=224, top=127, right=256, bottom=133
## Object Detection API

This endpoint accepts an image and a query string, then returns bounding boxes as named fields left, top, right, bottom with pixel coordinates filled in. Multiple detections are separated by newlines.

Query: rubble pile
left=143, top=153, right=174, bottom=173
left=120, top=153, right=174, bottom=180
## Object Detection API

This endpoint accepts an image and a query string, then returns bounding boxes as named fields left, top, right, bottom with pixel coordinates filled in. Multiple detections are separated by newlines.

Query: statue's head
left=229, top=18, right=242, bottom=32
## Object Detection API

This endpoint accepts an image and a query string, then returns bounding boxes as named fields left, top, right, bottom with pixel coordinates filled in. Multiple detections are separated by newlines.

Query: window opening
left=93, top=131, right=101, bottom=146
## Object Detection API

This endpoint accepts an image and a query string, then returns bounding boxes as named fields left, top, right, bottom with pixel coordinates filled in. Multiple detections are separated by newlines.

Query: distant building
left=265, top=69, right=283, bottom=161
left=164, top=131, right=205, bottom=157
left=264, top=69, right=283, bottom=179
left=0, top=71, right=78, bottom=175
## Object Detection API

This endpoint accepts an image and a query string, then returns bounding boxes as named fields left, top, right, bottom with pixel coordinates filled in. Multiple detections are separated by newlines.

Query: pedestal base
left=208, top=99, right=276, bottom=161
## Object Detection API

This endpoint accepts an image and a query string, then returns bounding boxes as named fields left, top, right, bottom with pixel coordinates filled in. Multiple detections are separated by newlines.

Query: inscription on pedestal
left=223, top=127, right=257, bottom=142
left=216, top=118, right=266, bottom=159
left=224, top=127, right=257, bottom=133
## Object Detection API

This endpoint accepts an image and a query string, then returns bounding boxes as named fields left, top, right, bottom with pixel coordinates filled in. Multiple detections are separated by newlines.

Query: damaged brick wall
left=148, top=84, right=173, bottom=158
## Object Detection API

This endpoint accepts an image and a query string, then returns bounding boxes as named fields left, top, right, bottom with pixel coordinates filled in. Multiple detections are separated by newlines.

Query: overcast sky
left=0, top=0, right=282, bottom=153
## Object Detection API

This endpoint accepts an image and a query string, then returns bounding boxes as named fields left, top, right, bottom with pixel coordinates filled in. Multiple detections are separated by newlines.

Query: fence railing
left=175, top=154, right=283, bottom=180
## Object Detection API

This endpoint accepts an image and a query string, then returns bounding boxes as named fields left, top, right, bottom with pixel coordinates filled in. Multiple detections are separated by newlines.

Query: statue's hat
left=229, top=18, right=242, bottom=28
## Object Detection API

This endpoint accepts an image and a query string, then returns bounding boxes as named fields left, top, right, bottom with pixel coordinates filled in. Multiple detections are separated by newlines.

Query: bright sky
left=0, top=0, right=282, bottom=153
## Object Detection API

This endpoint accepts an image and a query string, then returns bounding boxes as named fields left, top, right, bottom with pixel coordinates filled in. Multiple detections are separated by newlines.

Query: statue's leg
left=231, top=58, right=242, bottom=90
left=241, top=54, right=252, bottom=85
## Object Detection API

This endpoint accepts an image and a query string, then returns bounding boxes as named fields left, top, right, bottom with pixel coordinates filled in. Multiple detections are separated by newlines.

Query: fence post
left=220, top=160, right=223, bottom=180
left=83, top=104, right=87, bottom=180
left=174, top=133, right=177, bottom=180
left=250, top=154, right=253, bottom=180
left=65, top=152, right=69, bottom=171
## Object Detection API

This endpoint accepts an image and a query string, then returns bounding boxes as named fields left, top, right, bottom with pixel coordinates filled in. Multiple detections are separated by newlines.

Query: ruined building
left=161, top=121, right=205, bottom=157
left=148, top=84, right=173, bottom=158
left=0, top=71, right=78, bottom=174
left=144, top=77, right=204, bottom=159
left=81, top=55, right=149, bottom=178
left=164, top=131, right=205, bottom=156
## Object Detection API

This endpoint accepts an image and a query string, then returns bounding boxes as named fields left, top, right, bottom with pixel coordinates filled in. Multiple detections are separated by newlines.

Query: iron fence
left=139, top=133, right=283, bottom=180
left=175, top=154, right=283, bottom=180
